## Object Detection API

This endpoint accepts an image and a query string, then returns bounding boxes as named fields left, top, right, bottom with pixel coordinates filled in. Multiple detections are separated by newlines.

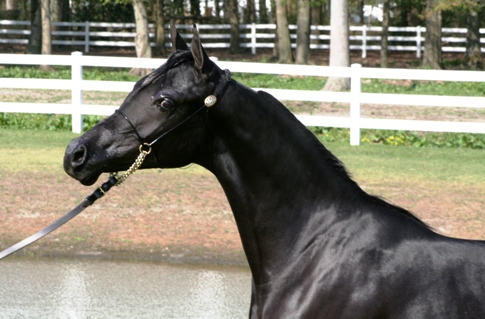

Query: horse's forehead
left=140, top=60, right=194, bottom=90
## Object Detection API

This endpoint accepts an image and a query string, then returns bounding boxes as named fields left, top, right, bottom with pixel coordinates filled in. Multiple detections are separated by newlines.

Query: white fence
left=0, top=52, right=484, bottom=145
left=1, top=20, right=484, bottom=57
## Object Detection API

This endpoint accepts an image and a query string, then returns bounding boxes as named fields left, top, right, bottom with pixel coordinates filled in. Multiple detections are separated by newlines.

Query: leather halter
left=0, top=69, right=232, bottom=260
left=115, top=68, right=231, bottom=148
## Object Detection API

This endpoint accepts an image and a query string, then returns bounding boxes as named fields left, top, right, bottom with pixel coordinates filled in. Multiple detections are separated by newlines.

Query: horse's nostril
left=71, top=145, right=87, bottom=167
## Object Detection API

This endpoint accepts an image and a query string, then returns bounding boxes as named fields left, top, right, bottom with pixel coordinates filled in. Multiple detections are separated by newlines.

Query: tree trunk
left=40, top=0, right=53, bottom=71
left=275, top=0, right=294, bottom=63
left=49, top=0, right=69, bottom=22
left=323, top=0, right=350, bottom=91
left=131, top=0, right=153, bottom=77
left=225, top=0, right=240, bottom=52
left=189, top=0, right=201, bottom=17
left=3, top=0, right=19, bottom=19
left=27, top=0, right=42, bottom=54
left=50, top=0, right=59, bottom=22
left=311, top=1, right=322, bottom=25
left=380, top=0, right=390, bottom=68
left=295, top=0, right=310, bottom=64
left=6, top=0, right=15, bottom=9
left=215, top=0, right=222, bottom=21
left=422, top=0, right=442, bottom=69
left=244, top=0, right=256, bottom=23
left=155, top=0, right=166, bottom=56
left=41, top=0, right=51, bottom=55
left=270, top=0, right=278, bottom=56
left=258, top=0, right=269, bottom=23
left=465, top=8, right=483, bottom=70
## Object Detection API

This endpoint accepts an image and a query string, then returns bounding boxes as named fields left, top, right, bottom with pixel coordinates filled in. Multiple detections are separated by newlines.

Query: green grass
left=0, top=128, right=482, bottom=186
left=0, top=129, right=79, bottom=173
left=233, top=72, right=327, bottom=90
left=325, top=141, right=485, bottom=185
left=362, top=79, right=485, bottom=97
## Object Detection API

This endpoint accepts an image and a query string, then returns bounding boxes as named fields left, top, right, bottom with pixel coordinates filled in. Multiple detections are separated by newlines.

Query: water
left=0, top=258, right=251, bottom=319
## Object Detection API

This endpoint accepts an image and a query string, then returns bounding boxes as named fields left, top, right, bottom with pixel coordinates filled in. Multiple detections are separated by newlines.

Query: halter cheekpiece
left=115, top=68, right=231, bottom=148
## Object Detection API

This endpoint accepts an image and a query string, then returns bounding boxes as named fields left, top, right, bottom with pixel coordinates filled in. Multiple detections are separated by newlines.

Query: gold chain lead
left=110, top=143, right=152, bottom=186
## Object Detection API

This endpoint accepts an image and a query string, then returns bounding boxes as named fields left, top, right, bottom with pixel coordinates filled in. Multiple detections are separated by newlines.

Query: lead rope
left=0, top=144, right=150, bottom=260
left=0, top=70, right=232, bottom=260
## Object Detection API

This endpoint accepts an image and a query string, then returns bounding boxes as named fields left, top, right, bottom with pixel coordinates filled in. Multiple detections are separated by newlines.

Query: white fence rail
left=1, top=20, right=484, bottom=57
left=0, top=52, right=484, bottom=145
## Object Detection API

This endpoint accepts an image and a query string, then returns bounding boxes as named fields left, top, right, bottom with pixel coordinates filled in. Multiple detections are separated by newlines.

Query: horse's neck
left=201, top=85, right=358, bottom=284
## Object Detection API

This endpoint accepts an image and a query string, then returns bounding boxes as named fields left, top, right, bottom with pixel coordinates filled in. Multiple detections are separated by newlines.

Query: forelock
left=140, top=51, right=194, bottom=89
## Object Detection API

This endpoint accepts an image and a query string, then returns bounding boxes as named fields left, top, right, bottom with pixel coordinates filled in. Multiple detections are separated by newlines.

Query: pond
left=0, top=258, right=251, bottom=319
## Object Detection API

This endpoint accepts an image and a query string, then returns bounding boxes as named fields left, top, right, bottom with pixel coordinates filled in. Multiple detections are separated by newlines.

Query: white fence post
left=251, top=23, right=257, bottom=55
left=416, top=26, right=421, bottom=58
left=350, top=63, right=362, bottom=146
left=362, top=25, right=367, bottom=58
left=71, top=51, right=83, bottom=134
left=84, top=21, right=90, bottom=53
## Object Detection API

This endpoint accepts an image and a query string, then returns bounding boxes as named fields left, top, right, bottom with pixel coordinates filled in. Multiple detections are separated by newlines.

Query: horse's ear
left=170, top=20, right=189, bottom=51
left=191, top=24, right=212, bottom=75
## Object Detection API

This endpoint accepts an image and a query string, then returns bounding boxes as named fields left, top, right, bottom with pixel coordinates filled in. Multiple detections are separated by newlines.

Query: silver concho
left=204, top=95, right=217, bottom=107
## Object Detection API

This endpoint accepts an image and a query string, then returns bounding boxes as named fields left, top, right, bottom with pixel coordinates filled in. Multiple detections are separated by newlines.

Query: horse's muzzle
left=64, top=138, right=102, bottom=186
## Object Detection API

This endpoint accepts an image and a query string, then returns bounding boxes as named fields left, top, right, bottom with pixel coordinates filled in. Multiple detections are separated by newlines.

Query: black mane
left=257, top=89, right=429, bottom=228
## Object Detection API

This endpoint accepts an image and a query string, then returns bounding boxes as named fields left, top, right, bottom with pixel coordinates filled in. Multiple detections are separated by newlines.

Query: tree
left=131, top=0, right=153, bottom=76
left=27, top=0, right=42, bottom=54
left=244, top=0, right=256, bottom=23
left=323, top=0, right=350, bottom=91
left=295, top=0, right=311, bottom=64
left=40, top=0, right=53, bottom=71
left=465, top=2, right=483, bottom=70
left=41, top=0, right=51, bottom=56
left=380, top=0, right=390, bottom=68
left=3, top=0, right=19, bottom=19
left=275, top=0, right=294, bottom=63
left=422, top=0, right=442, bottom=69
left=155, top=0, right=166, bottom=55
left=50, top=0, right=70, bottom=22
left=259, top=0, right=269, bottom=23
left=225, top=0, right=240, bottom=52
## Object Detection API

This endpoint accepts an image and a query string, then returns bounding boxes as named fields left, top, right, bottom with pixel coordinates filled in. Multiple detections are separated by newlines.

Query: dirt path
left=1, top=164, right=483, bottom=265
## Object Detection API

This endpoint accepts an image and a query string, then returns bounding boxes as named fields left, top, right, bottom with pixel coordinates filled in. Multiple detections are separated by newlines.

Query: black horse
left=64, top=26, right=485, bottom=318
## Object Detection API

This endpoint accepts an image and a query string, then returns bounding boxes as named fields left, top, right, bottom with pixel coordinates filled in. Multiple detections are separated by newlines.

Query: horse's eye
left=157, top=98, right=175, bottom=112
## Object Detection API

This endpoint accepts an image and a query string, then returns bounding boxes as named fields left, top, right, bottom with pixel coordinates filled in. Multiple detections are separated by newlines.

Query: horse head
left=64, top=25, right=227, bottom=186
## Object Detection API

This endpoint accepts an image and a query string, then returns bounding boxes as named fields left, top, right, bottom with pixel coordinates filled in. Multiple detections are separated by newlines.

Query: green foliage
left=0, top=66, right=140, bottom=82
left=233, top=73, right=326, bottom=90
left=0, top=113, right=103, bottom=132
left=362, top=79, right=485, bottom=97
left=70, top=0, right=133, bottom=22
left=311, top=127, right=485, bottom=149
left=0, top=66, right=71, bottom=79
